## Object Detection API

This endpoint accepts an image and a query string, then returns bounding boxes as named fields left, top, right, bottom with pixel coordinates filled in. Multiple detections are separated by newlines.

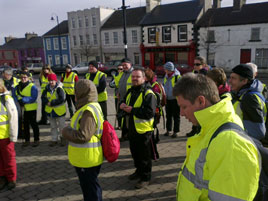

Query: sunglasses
left=118, top=68, right=123, bottom=70
left=194, top=63, right=202, bottom=66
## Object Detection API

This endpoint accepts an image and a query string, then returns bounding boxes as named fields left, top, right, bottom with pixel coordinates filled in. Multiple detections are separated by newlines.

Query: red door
left=240, top=49, right=251, bottom=64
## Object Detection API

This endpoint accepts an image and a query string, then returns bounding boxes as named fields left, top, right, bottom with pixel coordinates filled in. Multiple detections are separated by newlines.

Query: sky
left=0, top=0, right=267, bottom=45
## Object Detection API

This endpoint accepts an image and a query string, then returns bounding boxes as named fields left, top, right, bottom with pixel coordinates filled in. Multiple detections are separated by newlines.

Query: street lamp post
left=121, top=0, right=128, bottom=58
left=51, top=14, right=62, bottom=66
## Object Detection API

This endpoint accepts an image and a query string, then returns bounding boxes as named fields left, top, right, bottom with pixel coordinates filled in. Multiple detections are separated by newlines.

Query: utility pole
left=51, top=14, right=62, bottom=66
left=121, top=0, right=129, bottom=58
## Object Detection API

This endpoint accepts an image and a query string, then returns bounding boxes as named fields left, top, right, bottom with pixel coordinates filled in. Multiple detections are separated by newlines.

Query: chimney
left=4, top=36, right=15, bottom=43
left=146, top=0, right=161, bottom=13
left=25, top=32, right=38, bottom=40
left=233, top=0, right=246, bottom=11
left=199, top=0, right=212, bottom=14
left=213, top=0, right=222, bottom=9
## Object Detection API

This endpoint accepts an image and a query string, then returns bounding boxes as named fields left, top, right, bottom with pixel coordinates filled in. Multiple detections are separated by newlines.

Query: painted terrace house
left=0, top=33, right=45, bottom=68
left=139, top=0, right=212, bottom=71
left=197, top=0, right=268, bottom=71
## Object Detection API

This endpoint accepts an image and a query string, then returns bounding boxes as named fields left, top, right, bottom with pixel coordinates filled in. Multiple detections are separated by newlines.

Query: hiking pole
left=162, top=109, right=165, bottom=130
left=114, top=94, right=120, bottom=128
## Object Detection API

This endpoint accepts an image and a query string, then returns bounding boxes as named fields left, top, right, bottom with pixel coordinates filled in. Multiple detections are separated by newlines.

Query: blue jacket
left=14, top=82, right=38, bottom=104
left=163, top=68, right=180, bottom=100
left=232, top=79, right=266, bottom=139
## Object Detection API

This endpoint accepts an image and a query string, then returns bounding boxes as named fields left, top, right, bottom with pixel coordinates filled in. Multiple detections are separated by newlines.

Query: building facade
left=197, top=0, right=268, bottom=71
left=43, top=20, right=70, bottom=67
left=68, top=7, right=114, bottom=65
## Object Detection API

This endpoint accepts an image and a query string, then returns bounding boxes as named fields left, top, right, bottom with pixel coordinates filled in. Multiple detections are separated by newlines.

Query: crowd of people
left=0, top=56, right=267, bottom=201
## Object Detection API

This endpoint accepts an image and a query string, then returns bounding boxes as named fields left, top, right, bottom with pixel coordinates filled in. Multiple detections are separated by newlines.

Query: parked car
left=51, top=64, right=66, bottom=74
left=155, top=63, right=193, bottom=77
left=27, top=63, right=43, bottom=74
left=99, top=60, right=121, bottom=76
left=72, top=62, right=89, bottom=75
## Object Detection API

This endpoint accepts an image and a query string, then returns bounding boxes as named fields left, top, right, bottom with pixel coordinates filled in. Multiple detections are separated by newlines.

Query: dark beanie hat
left=121, top=58, right=131, bottom=63
left=232, top=64, right=253, bottom=80
left=88, top=60, right=98, bottom=68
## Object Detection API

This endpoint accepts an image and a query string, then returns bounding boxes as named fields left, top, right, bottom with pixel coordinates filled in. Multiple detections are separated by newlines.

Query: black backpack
left=208, top=122, right=268, bottom=201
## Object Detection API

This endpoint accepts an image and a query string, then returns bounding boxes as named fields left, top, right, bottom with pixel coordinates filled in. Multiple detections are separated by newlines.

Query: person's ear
left=197, top=95, right=206, bottom=107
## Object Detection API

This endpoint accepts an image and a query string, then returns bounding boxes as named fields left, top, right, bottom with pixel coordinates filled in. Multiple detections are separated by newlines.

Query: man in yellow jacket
left=173, top=73, right=260, bottom=201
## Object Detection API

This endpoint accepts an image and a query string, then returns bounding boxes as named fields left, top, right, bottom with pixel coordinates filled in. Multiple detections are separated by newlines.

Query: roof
left=0, top=37, right=43, bottom=50
left=101, top=7, right=146, bottom=29
left=139, top=0, right=203, bottom=26
left=43, top=20, right=69, bottom=36
left=197, top=2, right=268, bottom=27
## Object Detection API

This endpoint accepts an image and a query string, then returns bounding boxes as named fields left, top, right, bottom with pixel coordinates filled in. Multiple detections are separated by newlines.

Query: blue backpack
left=208, top=122, right=268, bottom=201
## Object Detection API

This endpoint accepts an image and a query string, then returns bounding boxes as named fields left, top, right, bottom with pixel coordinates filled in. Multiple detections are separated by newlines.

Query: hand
left=47, top=102, right=51, bottom=106
left=123, top=106, right=132, bottom=113
left=120, top=103, right=127, bottom=110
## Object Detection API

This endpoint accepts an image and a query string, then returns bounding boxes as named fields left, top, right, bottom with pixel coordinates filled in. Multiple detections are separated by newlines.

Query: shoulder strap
left=243, top=91, right=266, bottom=103
left=0, top=95, right=6, bottom=107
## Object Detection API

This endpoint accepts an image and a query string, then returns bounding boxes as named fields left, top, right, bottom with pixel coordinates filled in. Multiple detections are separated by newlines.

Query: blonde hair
left=39, top=64, right=54, bottom=78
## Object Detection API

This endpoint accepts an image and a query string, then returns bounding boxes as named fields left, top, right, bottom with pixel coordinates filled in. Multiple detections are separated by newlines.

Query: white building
left=101, top=7, right=146, bottom=65
left=197, top=0, right=268, bottom=72
left=68, top=7, right=114, bottom=65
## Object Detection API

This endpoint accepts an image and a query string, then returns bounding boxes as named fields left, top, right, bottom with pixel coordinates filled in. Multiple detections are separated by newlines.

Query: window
left=63, top=55, right=68, bottom=64
left=92, top=15, right=96, bottom=27
left=46, top=39, right=51, bottom=50
left=55, top=55, right=60, bottom=65
left=148, top=27, right=156, bottom=43
left=178, top=25, right=187, bottom=42
left=74, top=53, right=78, bottom=65
left=48, top=55, right=53, bottom=66
left=104, top=32, right=109, bottom=45
left=113, top=32, right=118, bottom=44
left=86, top=34, right=90, bottom=45
left=251, top=28, right=260, bottom=41
left=255, top=49, right=268, bottom=69
left=79, top=35, right=84, bottom=45
left=53, top=38, right=59, bottom=50
left=162, top=26, right=171, bottom=43
left=85, top=16, right=89, bottom=27
left=207, top=30, right=215, bottom=42
left=132, top=30, right=138, bottom=44
left=93, top=34, right=98, bottom=45
left=71, top=18, right=76, bottom=29
left=61, top=37, right=67, bottom=49
left=208, top=53, right=215, bottom=66
left=78, top=17, right=82, bottom=28
left=73, top=36, right=77, bottom=46
left=134, top=53, right=140, bottom=65
left=177, top=52, right=188, bottom=64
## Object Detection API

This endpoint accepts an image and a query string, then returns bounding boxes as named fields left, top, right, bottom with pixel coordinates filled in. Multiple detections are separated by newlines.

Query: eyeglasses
left=21, top=76, right=28, bottom=79
left=118, top=68, right=123, bottom=70
left=194, top=63, right=202, bottom=66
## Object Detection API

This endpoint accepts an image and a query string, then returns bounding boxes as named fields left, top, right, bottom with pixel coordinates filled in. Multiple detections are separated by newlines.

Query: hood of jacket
left=237, top=79, right=263, bottom=97
left=75, top=79, right=98, bottom=109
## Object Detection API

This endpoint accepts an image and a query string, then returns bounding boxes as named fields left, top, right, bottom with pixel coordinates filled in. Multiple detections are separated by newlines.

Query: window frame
left=132, top=30, right=138, bottom=44
left=250, top=27, right=261, bottom=41
left=177, top=25, right=188, bottom=42
left=104, top=32, right=109, bottom=45
left=46, top=38, right=51, bottom=50
left=162, top=26, right=171, bottom=43
left=53, top=38, right=59, bottom=50
left=148, top=27, right=156, bottom=43
left=61, top=37, right=67, bottom=50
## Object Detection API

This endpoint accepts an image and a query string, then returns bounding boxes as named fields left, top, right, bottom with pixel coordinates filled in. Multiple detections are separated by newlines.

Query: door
left=240, top=49, right=251, bottom=64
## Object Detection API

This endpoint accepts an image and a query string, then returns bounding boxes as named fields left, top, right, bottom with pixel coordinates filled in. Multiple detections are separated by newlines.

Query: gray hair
left=246, top=62, right=258, bottom=77
left=3, top=67, right=12, bottom=75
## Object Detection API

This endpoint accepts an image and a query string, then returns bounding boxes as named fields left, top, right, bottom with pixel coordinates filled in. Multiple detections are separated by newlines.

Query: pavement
left=0, top=75, right=191, bottom=201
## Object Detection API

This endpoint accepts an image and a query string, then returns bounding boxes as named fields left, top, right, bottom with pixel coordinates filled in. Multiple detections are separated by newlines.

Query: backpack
left=208, top=122, right=268, bottom=201
left=158, top=82, right=166, bottom=107
left=102, top=120, right=120, bottom=163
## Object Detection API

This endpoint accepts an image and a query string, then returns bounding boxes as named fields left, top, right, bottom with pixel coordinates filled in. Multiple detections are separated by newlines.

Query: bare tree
left=80, top=45, right=93, bottom=62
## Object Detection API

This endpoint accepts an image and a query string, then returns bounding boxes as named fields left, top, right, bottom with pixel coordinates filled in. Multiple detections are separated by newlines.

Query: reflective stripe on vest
left=181, top=128, right=261, bottom=201
left=126, top=74, right=132, bottom=91
left=0, top=95, right=11, bottom=139
left=41, top=75, right=49, bottom=93
left=68, top=102, right=103, bottom=168
left=17, top=83, right=37, bottom=111
left=62, top=72, right=76, bottom=95
left=125, top=89, right=154, bottom=134
left=45, top=86, right=66, bottom=116
left=86, top=71, right=108, bottom=102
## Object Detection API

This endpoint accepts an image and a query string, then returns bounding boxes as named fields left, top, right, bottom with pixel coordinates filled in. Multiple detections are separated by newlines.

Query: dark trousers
left=114, top=98, right=120, bottom=127
left=165, top=99, right=180, bottom=133
left=66, top=94, right=75, bottom=117
left=40, top=100, right=47, bottom=122
left=24, top=110, right=40, bottom=142
left=75, top=165, right=102, bottom=201
left=99, top=101, right=107, bottom=121
left=129, top=132, right=152, bottom=181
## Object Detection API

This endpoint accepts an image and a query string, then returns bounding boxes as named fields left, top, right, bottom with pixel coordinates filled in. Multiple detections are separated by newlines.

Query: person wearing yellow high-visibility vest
left=229, top=64, right=266, bottom=140
left=118, top=58, right=133, bottom=141
left=85, top=61, right=108, bottom=120
left=120, top=67, right=157, bottom=189
left=174, top=73, right=260, bottom=201
left=15, top=72, right=40, bottom=147
left=0, top=80, right=18, bottom=190
left=38, top=65, right=53, bottom=125
left=61, top=64, right=78, bottom=118
left=62, top=79, right=104, bottom=201
left=163, top=62, right=181, bottom=138
left=41, top=74, right=66, bottom=147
